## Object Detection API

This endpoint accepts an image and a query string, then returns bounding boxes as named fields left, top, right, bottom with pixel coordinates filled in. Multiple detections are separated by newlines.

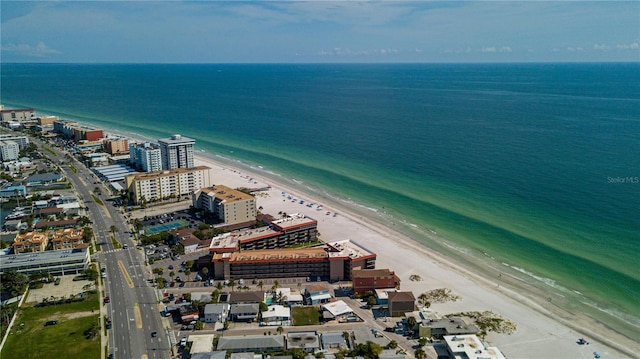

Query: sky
left=1, top=1, right=639, bottom=63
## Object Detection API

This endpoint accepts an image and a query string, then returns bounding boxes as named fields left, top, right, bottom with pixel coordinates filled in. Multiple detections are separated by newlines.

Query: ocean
left=2, top=63, right=639, bottom=339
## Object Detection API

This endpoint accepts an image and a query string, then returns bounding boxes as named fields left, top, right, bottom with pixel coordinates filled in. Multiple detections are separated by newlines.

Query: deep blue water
left=2, top=63, right=639, bottom=336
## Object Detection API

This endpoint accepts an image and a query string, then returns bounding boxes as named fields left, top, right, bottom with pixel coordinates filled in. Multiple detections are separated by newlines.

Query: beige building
left=50, top=228, right=85, bottom=250
left=103, top=138, right=129, bottom=155
left=192, top=185, right=256, bottom=226
left=125, top=166, right=212, bottom=204
left=1, top=108, right=34, bottom=122
left=38, top=116, right=58, bottom=126
left=12, top=231, right=49, bottom=254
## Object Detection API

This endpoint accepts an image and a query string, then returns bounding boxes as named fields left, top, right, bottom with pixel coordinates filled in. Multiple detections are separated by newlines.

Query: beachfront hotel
left=192, top=185, right=257, bottom=226
left=158, top=134, right=195, bottom=170
left=208, top=213, right=318, bottom=252
left=125, top=165, right=212, bottom=204
left=210, top=239, right=376, bottom=281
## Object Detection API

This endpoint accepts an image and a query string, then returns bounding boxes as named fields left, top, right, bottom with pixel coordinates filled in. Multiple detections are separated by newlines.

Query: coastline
left=17, top=111, right=638, bottom=357
left=189, top=152, right=637, bottom=359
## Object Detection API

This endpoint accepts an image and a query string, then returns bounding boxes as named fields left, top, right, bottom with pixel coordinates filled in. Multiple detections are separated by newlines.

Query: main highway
left=30, top=135, right=172, bottom=359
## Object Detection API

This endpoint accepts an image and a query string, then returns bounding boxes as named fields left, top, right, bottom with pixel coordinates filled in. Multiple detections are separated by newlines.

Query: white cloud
left=0, top=41, right=61, bottom=57
left=482, top=46, right=496, bottom=53
left=593, top=43, right=608, bottom=51
left=318, top=47, right=398, bottom=57
left=499, top=46, right=512, bottom=53
left=616, top=42, right=639, bottom=50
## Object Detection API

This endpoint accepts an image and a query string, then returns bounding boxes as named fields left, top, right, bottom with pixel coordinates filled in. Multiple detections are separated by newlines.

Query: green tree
left=83, top=268, right=99, bottom=282
left=415, top=348, right=427, bottom=359
left=407, top=316, right=418, bottom=330
left=257, top=280, right=264, bottom=291
left=184, top=269, right=191, bottom=281
left=169, top=271, right=175, bottom=280
left=277, top=326, right=284, bottom=335
left=216, top=281, right=224, bottom=291
left=228, top=278, right=236, bottom=292
left=0, top=271, right=29, bottom=296
left=259, top=301, right=268, bottom=312
left=387, top=340, right=398, bottom=349
left=367, top=296, right=377, bottom=307
left=202, top=267, right=209, bottom=279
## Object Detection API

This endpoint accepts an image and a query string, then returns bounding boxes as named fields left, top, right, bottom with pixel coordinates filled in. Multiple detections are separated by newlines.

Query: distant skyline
left=1, top=1, right=639, bottom=63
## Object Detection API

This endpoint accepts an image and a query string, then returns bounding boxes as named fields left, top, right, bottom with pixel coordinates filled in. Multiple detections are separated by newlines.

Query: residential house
left=229, top=303, right=259, bottom=322
left=322, top=300, right=354, bottom=321
left=182, top=236, right=201, bottom=254
left=443, top=335, right=505, bottom=359
left=179, top=303, right=200, bottom=323
left=304, top=283, right=332, bottom=305
left=260, top=305, right=291, bottom=326
left=321, top=331, right=348, bottom=350
left=204, top=303, right=230, bottom=323
left=287, top=331, right=320, bottom=353
left=388, top=291, right=415, bottom=317
left=418, top=317, right=478, bottom=340
left=25, top=173, right=63, bottom=186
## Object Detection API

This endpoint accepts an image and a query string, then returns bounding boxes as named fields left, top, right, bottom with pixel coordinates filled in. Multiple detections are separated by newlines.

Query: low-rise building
left=321, top=331, right=348, bottom=350
left=50, top=228, right=85, bottom=250
left=322, top=300, right=354, bottom=321
left=0, top=246, right=90, bottom=276
left=204, top=303, right=230, bottom=323
left=0, top=108, right=34, bottom=122
left=12, top=231, right=49, bottom=253
left=216, top=335, right=285, bottom=353
left=388, top=291, right=415, bottom=317
left=443, top=335, right=506, bottom=359
left=419, top=317, right=478, bottom=339
left=25, top=173, right=63, bottom=186
left=179, top=303, right=200, bottom=322
left=305, top=283, right=332, bottom=305
left=260, top=305, right=291, bottom=326
left=352, top=268, right=400, bottom=294
left=287, top=331, right=320, bottom=353
left=229, top=303, right=260, bottom=322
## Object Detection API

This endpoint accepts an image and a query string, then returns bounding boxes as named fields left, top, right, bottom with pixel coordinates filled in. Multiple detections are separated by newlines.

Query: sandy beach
left=190, top=156, right=636, bottom=359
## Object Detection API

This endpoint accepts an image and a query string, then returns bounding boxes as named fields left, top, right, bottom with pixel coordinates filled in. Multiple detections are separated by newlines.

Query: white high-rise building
left=129, top=142, right=162, bottom=172
left=158, top=134, right=195, bottom=170
left=0, top=140, right=20, bottom=161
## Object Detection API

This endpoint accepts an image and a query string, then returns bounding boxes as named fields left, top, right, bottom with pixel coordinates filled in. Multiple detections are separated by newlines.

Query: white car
left=180, top=337, right=187, bottom=346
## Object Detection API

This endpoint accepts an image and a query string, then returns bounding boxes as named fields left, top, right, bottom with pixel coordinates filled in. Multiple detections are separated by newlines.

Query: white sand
left=192, top=156, right=636, bottom=359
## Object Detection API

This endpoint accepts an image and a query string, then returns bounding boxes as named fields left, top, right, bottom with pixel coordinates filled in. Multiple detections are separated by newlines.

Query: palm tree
left=407, top=316, right=418, bottom=330
left=201, top=267, right=209, bottom=279
left=276, top=326, right=284, bottom=335
left=414, top=348, right=427, bottom=359
left=271, top=279, right=279, bottom=292
left=169, top=271, right=175, bottom=280
left=228, top=278, right=236, bottom=292
left=257, top=280, right=264, bottom=291
left=184, top=269, right=191, bottom=281
left=216, top=281, right=223, bottom=291
left=110, top=225, right=118, bottom=237
left=418, top=293, right=431, bottom=308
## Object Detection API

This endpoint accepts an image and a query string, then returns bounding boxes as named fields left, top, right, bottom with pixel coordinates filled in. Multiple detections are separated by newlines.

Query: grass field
left=292, top=306, right=321, bottom=326
left=1, top=293, right=101, bottom=359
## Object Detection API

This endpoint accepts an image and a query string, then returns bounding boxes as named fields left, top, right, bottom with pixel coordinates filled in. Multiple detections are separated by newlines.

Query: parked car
left=151, top=331, right=157, bottom=337
left=44, top=320, right=58, bottom=326
left=180, top=337, right=187, bottom=346
left=104, top=296, right=110, bottom=303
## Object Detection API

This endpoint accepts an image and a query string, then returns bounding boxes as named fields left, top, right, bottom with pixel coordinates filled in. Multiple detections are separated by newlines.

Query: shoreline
left=20, top=109, right=639, bottom=357
left=190, top=152, right=638, bottom=359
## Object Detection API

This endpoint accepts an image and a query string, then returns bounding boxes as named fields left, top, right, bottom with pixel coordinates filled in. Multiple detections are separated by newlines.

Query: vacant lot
left=292, top=306, right=321, bottom=326
left=1, top=293, right=100, bottom=359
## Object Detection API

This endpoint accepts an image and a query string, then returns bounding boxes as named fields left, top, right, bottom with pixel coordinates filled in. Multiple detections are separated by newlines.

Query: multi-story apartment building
left=208, top=213, right=318, bottom=252
left=0, top=108, right=34, bottom=122
left=12, top=231, right=49, bottom=254
left=73, top=127, right=104, bottom=141
left=0, top=141, right=20, bottom=161
left=53, top=120, right=79, bottom=137
left=125, top=166, right=212, bottom=204
left=0, top=135, right=29, bottom=149
left=211, top=239, right=376, bottom=281
left=158, top=134, right=195, bottom=170
left=103, top=138, right=129, bottom=155
left=192, top=185, right=256, bottom=226
left=129, top=142, right=163, bottom=172
left=50, top=228, right=85, bottom=250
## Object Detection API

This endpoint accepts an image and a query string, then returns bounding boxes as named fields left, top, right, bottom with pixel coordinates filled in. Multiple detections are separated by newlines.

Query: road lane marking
left=134, top=303, right=143, bottom=329
left=117, top=260, right=135, bottom=288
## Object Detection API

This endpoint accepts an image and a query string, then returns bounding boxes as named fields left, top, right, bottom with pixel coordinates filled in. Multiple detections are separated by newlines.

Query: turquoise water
left=2, top=63, right=639, bottom=337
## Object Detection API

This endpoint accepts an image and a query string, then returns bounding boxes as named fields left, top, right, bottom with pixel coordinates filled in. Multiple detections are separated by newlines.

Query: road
left=31, top=137, right=172, bottom=359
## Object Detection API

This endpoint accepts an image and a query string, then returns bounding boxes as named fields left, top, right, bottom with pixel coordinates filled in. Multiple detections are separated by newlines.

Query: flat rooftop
left=209, top=226, right=281, bottom=251
left=205, top=184, right=254, bottom=202
left=326, top=239, right=376, bottom=260
left=214, top=247, right=328, bottom=263
left=444, top=335, right=506, bottom=359
left=0, top=247, right=88, bottom=268
left=126, top=165, right=210, bottom=180
left=270, top=213, right=317, bottom=231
